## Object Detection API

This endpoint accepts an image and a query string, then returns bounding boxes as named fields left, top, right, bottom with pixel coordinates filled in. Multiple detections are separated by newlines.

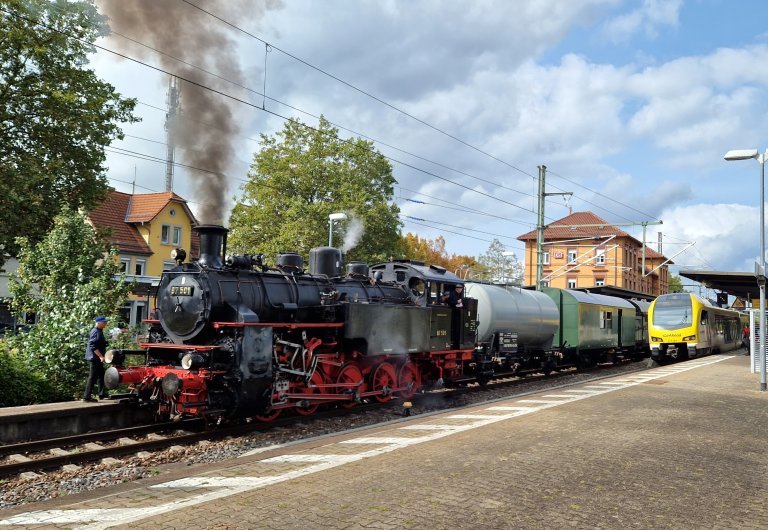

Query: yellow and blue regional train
left=648, top=292, right=742, bottom=363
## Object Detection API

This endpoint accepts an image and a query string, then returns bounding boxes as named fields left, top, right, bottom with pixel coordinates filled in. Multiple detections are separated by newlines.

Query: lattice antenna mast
left=164, top=76, right=180, bottom=192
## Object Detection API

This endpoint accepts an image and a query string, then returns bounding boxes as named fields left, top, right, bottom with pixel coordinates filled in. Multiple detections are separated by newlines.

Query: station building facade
left=517, top=212, right=671, bottom=296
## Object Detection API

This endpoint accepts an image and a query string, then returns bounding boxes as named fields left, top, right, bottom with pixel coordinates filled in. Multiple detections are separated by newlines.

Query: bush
left=0, top=342, right=69, bottom=406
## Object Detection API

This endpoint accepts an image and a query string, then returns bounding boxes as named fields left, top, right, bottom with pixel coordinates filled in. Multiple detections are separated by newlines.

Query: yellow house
left=88, top=190, right=199, bottom=326
left=517, top=211, right=672, bottom=296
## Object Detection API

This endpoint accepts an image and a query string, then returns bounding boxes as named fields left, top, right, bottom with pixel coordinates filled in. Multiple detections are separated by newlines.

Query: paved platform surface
left=2, top=353, right=767, bottom=529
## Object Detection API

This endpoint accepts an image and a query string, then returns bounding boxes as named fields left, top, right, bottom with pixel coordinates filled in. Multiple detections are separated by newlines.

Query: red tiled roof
left=517, top=212, right=632, bottom=241
left=88, top=191, right=152, bottom=255
left=125, top=192, right=192, bottom=223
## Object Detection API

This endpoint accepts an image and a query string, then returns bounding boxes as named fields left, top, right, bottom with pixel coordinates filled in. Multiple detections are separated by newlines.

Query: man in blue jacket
left=83, top=316, right=109, bottom=402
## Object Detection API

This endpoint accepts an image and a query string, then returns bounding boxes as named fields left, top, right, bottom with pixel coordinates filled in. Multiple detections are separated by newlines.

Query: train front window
left=653, top=295, right=693, bottom=329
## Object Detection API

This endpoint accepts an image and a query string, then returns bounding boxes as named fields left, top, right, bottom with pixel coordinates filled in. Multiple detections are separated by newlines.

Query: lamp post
left=328, top=212, right=347, bottom=247
left=724, top=148, right=767, bottom=391
left=501, top=251, right=516, bottom=285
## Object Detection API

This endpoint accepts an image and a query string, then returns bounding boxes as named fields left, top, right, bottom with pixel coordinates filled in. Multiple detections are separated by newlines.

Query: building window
left=567, top=249, right=577, bottom=264
left=120, top=258, right=130, bottom=273
left=163, top=260, right=176, bottom=272
left=135, top=259, right=146, bottom=276
left=161, top=224, right=170, bottom=244
left=595, top=278, right=605, bottom=287
left=541, top=280, right=549, bottom=287
left=172, top=226, right=182, bottom=246
left=169, top=208, right=176, bottom=217
left=595, top=248, right=605, bottom=265
left=542, top=251, right=550, bottom=265
left=567, top=278, right=577, bottom=289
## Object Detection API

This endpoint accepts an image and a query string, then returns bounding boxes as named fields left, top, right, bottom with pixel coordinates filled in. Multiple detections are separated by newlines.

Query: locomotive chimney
left=195, top=225, right=227, bottom=268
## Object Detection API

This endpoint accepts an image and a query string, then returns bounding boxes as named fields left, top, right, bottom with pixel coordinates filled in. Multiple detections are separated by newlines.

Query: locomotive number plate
left=170, top=285, right=195, bottom=296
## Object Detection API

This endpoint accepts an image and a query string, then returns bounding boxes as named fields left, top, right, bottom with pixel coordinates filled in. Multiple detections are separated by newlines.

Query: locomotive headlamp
left=181, top=352, right=206, bottom=370
left=104, top=349, right=125, bottom=366
left=682, top=335, right=696, bottom=342
left=171, top=247, right=187, bottom=264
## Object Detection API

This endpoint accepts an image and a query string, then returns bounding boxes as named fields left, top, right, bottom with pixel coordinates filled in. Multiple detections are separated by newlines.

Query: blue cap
left=95, top=316, right=108, bottom=323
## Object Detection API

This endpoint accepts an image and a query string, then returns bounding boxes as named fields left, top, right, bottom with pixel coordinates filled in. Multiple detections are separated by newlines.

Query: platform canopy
left=679, top=270, right=761, bottom=300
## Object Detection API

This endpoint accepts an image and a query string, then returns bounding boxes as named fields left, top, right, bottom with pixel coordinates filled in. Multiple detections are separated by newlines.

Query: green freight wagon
left=542, top=287, right=637, bottom=367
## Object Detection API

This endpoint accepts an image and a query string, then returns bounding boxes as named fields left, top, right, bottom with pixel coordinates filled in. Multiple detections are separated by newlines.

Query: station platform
left=1, top=353, right=767, bottom=529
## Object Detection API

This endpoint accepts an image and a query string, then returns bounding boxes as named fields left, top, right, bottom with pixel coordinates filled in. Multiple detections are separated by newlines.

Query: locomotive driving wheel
left=371, top=362, right=397, bottom=403
left=253, top=408, right=282, bottom=423
left=294, top=371, right=325, bottom=416
left=336, top=361, right=365, bottom=408
left=397, top=361, right=420, bottom=399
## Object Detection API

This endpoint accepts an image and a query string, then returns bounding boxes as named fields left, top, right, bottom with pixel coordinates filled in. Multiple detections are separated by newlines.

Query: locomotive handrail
left=137, top=344, right=221, bottom=351
left=212, top=322, right=344, bottom=329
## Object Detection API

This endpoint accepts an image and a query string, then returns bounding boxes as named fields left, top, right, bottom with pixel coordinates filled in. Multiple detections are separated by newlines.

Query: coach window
left=409, top=277, right=425, bottom=298
left=600, top=311, right=612, bottom=329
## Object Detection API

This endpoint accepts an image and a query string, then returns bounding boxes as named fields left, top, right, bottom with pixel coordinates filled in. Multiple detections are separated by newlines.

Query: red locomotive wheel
left=397, top=361, right=421, bottom=399
left=371, top=362, right=397, bottom=403
left=336, top=362, right=365, bottom=408
left=294, top=371, right=325, bottom=416
left=253, top=408, right=282, bottom=423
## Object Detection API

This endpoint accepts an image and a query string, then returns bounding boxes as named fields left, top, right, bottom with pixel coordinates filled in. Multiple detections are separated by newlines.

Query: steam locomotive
left=105, top=225, right=651, bottom=423
left=105, top=225, right=478, bottom=422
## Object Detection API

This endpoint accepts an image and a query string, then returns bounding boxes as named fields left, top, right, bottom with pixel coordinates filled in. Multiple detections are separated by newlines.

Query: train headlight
left=682, top=335, right=696, bottom=342
left=105, top=349, right=125, bottom=366
left=181, top=353, right=206, bottom=370
left=651, top=337, right=662, bottom=342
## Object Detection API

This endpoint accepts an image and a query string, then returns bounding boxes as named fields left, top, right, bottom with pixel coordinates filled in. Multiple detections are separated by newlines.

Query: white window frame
left=161, top=224, right=171, bottom=244
left=172, top=226, right=182, bottom=246
left=134, top=259, right=146, bottom=276
left=595, top=278, right=605, bottom=287
left=567, top=249, right=577, bottom=264
left=120, top=257, right=131, bottom=273
left=542, top=251, right=550, bottom=265
left=596, top=248, right=606, bottom=265
left=567, top=278, right=577, bottom=289
left=162, top=260, right=176, bottom=272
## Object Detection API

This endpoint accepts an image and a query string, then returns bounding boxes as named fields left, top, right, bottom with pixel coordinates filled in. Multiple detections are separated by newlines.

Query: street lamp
left=724, top=148, right=767, bottom=391
left=328, top=212, right=347, bottom=247
left=501, top=251, right=516, bottom=285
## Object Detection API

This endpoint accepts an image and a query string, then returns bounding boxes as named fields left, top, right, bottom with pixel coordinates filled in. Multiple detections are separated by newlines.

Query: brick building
left=517, top=212, right=671, bottom=296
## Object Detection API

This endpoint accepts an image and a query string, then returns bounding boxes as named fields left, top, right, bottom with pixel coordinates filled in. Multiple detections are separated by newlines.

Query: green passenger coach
left=542, top=287, right=638, bottom=367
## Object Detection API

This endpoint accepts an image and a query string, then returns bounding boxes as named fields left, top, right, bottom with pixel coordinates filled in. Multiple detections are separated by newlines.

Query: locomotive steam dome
left=309, top=247, right=342, bottom=277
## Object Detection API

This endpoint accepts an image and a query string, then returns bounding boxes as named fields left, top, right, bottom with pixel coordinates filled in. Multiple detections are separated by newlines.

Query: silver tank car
left=465, top=283, right=559, bottom=350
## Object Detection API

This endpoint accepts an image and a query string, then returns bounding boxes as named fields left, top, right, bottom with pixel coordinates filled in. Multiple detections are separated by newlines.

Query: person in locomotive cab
left=82, top=316, right=110, bottom=402
left=441, top=284, right=464, bottom=308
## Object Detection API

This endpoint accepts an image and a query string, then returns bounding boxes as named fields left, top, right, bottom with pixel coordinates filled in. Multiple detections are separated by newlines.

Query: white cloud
left=602, top=0, right=683, bottom=42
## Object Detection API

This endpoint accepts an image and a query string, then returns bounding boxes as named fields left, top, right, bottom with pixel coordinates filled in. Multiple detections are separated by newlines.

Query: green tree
left=0, top=0, right=138, bottom=265
left=477, top=239, right=523, bottom=285
left=6, top=207, right=132, bottom=398
left=668, top=274, right=685, bottom=293
left=228, top=116, right=403, bottom=264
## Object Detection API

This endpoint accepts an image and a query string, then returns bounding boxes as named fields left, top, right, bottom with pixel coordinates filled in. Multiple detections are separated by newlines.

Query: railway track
left=0, top=360, right=648, bottom=479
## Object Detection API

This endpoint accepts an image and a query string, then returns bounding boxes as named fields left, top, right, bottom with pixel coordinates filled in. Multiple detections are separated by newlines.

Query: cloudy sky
left=90, top=0, right=768, bottom=278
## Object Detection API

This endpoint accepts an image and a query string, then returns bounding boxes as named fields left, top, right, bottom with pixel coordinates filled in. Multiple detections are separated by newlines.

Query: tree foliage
left=400, top=233, right=478, bottom=275
left=0, top=0, right=138, bottom=264
left=7, top=207, right=132, bottom=397
left=668, top=274, right=685, bottom=293
left=477, top=239, right=523, bottom=285
left=228, top=116, right=403, bottom=264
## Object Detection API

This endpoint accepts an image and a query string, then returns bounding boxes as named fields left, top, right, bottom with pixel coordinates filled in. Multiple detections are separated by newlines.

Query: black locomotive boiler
left=105, top=225, right=477, bottom=422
